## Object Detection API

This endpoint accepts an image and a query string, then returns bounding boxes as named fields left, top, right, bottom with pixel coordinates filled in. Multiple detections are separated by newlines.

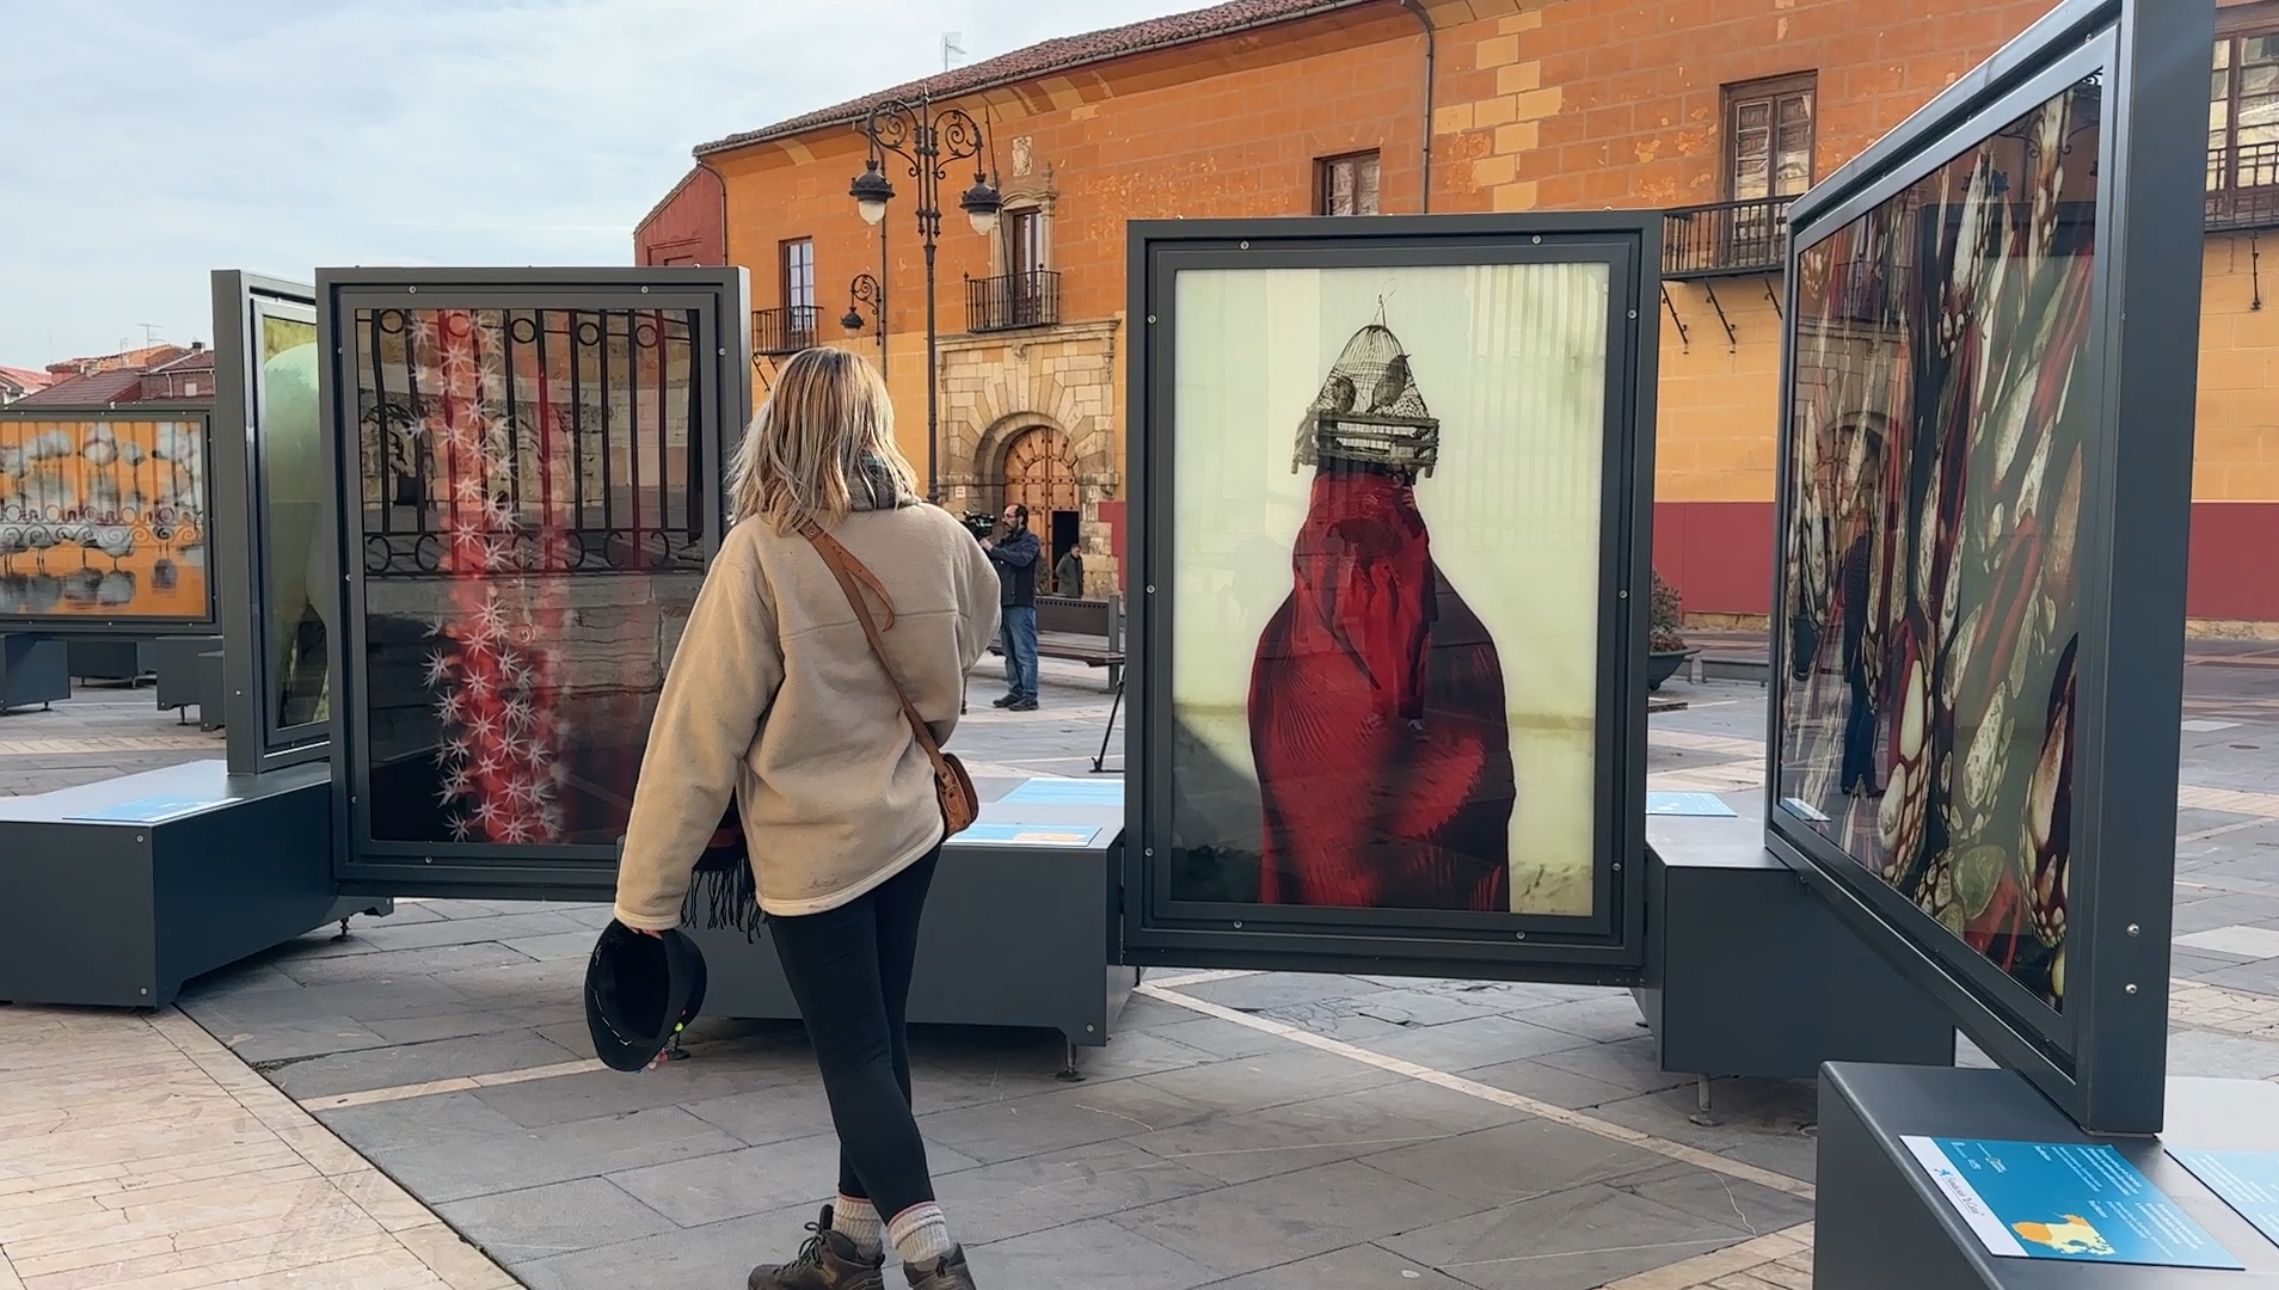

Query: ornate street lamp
left=842, top=272, right=885, bottom=373
left=851, top=93, right=1001, bottom=500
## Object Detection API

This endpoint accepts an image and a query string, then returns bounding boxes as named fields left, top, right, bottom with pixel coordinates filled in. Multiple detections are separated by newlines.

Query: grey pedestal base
left=68, top=638, right=154, bottom=684
left=153, top=636, right=222, bottom=718
left=196, top=650, right=225, bottom=730
left=1817, top=1063, right=2279, bottom=1288
left=0, top=760, right=390, bottom=1008
left=693, top=780, right=1134, bottom=1049
left=1636, top=799, right=1956, bottom=1084
left=0, top=635, right=67, bottom=713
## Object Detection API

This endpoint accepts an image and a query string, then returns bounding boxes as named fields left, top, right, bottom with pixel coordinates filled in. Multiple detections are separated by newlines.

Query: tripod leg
left=1093, top=678, right=1123, bottom=773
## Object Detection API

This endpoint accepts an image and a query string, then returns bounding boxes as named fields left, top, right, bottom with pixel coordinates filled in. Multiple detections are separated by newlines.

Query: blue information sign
left=1904, top=1138, right=2241, bottom=1269
left=2172, top=1148, right=2279, bottom=1250
left=1644, top=791, right=1737, bottom=818
left=961, top=823, right=1104, bottom=847
left=63, top=795, right=223, bottom=825
left=999, top=779, right=1125, bottom=807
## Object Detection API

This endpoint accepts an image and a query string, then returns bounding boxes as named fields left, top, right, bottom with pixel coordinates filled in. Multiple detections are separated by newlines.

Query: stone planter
left=1648, top=648, right=1697, bottom=692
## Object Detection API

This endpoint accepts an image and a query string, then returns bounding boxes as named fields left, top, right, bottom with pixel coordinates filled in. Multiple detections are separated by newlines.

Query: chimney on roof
left=191, top=340, right=205, bottom=353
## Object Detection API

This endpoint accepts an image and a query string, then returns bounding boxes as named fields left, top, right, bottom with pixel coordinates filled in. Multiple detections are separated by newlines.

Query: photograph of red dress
left=1249, top=322, right=1516, bottom=912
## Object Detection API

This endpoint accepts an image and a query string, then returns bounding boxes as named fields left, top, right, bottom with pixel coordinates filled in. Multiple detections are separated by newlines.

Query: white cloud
left=0, top=0, right=1186, bottom=364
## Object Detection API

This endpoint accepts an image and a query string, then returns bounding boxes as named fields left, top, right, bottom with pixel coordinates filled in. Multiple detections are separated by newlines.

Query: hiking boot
left=903, top=1247, right=978, bottom=1289
left=749, top=1206, right=885, bottom=1290
left=1006, top=697, right=1038, bottom=712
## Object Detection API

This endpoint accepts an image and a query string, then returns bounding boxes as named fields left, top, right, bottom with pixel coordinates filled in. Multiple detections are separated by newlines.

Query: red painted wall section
left=1652, top=502, right=1777, bottom=618
left=2186, top=503, right=2279, bottom=623
left=1655, top=500, right=2279, bottom=624
left=634, top=167, right=727, bottom=267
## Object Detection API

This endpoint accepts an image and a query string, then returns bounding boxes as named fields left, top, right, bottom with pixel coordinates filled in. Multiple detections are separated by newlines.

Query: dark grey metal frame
left=1121, top=214, right=1660, bottom=981
left=211, top=271, right=328, bottom=774
left=1765, top=0, right=2209, bottom=1136
left=316, top=267, right=751, bottom=900
left=0, top=402, right=220, bottom=635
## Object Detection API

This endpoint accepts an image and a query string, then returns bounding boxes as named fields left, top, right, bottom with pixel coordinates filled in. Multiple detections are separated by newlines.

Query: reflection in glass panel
left=0, top=417, right=207, bottom=619
left=1778, top=76, right=2100, bottom=1012
left=255, top=312, right=329, bottom=732
left=352, top=306, right=705, bottom=846
left=1166, top=262, right=1609, bottom=917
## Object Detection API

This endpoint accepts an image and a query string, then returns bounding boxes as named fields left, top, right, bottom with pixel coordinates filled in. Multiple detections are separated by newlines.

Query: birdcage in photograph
left=1292, top=322, right=1440, bottom=479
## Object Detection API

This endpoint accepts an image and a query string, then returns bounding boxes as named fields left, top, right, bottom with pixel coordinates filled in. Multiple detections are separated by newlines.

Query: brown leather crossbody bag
left=684, top=520, right=980, bottom=937
left=796, top=519, right=981, bottom=835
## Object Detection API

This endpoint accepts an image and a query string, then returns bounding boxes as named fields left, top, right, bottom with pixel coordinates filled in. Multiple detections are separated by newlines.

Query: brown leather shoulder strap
left=797, top=519, right=944, bottom=760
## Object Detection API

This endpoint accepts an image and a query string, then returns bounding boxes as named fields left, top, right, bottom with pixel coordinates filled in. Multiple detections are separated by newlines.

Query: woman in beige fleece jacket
left=613, top=348, right=998, bottom=1290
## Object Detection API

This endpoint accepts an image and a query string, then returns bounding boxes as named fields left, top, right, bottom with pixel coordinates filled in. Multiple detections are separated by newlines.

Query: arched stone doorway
left=1000, top=424, right=1081, bottom=584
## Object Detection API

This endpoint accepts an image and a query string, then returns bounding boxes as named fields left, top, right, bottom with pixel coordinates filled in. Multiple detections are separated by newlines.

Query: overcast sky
left=0, top=0, right=1186, bottom=367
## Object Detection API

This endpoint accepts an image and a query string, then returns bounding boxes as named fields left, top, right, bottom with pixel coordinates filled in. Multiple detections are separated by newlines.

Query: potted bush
left=1647, top=569, right=1697, bottom=691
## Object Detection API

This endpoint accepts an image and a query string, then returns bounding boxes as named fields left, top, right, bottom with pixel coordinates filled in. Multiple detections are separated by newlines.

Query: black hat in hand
left=584, top=921, right=708, bottom=1073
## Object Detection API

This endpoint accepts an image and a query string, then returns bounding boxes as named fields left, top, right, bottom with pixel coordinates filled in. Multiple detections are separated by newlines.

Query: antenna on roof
left=942, top=31, right=965, bottom=72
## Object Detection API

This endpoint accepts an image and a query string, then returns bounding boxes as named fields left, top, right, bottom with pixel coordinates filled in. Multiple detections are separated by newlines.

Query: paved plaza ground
left=8, top=646, right=2279, bottom=1288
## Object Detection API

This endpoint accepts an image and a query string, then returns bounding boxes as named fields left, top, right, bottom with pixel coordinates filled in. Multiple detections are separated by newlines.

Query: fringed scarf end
left=684, top=850, right=763, bottom=941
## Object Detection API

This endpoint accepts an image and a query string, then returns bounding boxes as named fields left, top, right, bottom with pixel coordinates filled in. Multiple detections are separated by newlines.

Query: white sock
left=887, top=1202, right=956, bottom=1267
left=833, top=1195, right=883, bottom=1256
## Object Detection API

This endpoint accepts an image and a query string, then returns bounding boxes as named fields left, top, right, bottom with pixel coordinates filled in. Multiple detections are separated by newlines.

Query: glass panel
left=1779, top=92, right=1813, bottom=124
left=1356, top=155, right=1381, bottom=215
left=253, top=310, right=329, bottom=730
left=1776, top=119, right=1814, bottom=195
left=1167, top=260, right=1610, bottom=917
left=1733, top=123, right=1771, bottom=201
left=1326, top=160, right=1356, bottom=215
left=783, top=240, right=815, bottom=312
left=2247, top=33, right=2279, bottom=64
left=1779, top=75, right=2100, bottom=1014
left=1736, top=101, right=1772, bottom=130
left=0, top=417, right=208, bottom=619
left=2244, top=63, right=2279, bottom=97
left=351, top=306, right=705, bottom=846
left=2217, top=38, right=2232, bottom=70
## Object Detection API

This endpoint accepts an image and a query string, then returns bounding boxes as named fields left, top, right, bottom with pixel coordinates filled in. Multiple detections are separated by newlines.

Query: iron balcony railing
left=351, top=305, right=706, bottom=577
left=1662, top=196, right=1797, bottom=280
left=967, top=270, right=1061, bottom=333
left=2209, top=140, right=2279, bottom=232
left=752, top=306, right=819, bottom=356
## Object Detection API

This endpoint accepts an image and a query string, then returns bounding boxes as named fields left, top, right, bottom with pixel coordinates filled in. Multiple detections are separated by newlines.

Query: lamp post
left=851, top=92, right=1001, bottom=501
left=841, top=272, right=885, bottom=375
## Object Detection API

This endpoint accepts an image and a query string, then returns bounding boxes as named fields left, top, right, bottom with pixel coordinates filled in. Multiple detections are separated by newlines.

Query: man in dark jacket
left=1053, top=546, right=1084, bottom=599
left=984, top=504, right=1042, bottom=710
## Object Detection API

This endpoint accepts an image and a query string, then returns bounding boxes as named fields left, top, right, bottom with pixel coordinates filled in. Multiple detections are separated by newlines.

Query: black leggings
left=768, top=847, right=942, bottom=1221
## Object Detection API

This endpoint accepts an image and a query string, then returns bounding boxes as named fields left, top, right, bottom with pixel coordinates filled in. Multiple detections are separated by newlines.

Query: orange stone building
left=643, top=0, right=2279, bottom=627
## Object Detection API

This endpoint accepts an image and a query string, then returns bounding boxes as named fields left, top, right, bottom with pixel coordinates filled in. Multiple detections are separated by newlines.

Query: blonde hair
left=729, top=347, right=921, bottom=532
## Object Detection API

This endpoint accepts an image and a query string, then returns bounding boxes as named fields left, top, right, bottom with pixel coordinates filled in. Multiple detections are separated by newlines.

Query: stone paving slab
left=0, top=1004, right=512, bottom=1290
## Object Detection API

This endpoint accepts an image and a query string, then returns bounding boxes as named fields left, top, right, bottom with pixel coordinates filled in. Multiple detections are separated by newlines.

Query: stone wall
left=937, top=319, right=1122, bottom=595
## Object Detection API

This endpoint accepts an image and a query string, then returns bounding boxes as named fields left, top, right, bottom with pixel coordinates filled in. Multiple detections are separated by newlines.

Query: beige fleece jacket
left=612, top=503, right=998, bottom=925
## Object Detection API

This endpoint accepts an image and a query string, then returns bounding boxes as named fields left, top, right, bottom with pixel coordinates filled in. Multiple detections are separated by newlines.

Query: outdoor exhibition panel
left=1767, top=0, right=2207, bottom=1139
left=0, top=760, right=384, bottom=1009
left=0, top=634, right=65, bottom=712
left=1818, top=1066, right=2279, bottom=1287
left=317, top=268, right=751, bottom=900
left=693, top=776, right=1135, bottom=1050
left=1120, top=214, right=1658, bottom=982
left=1636, top=795, right=1953, bottom=1088
left=0, top=402, right=218, bottom=635
left=211, top=271, right=330, bottom=773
